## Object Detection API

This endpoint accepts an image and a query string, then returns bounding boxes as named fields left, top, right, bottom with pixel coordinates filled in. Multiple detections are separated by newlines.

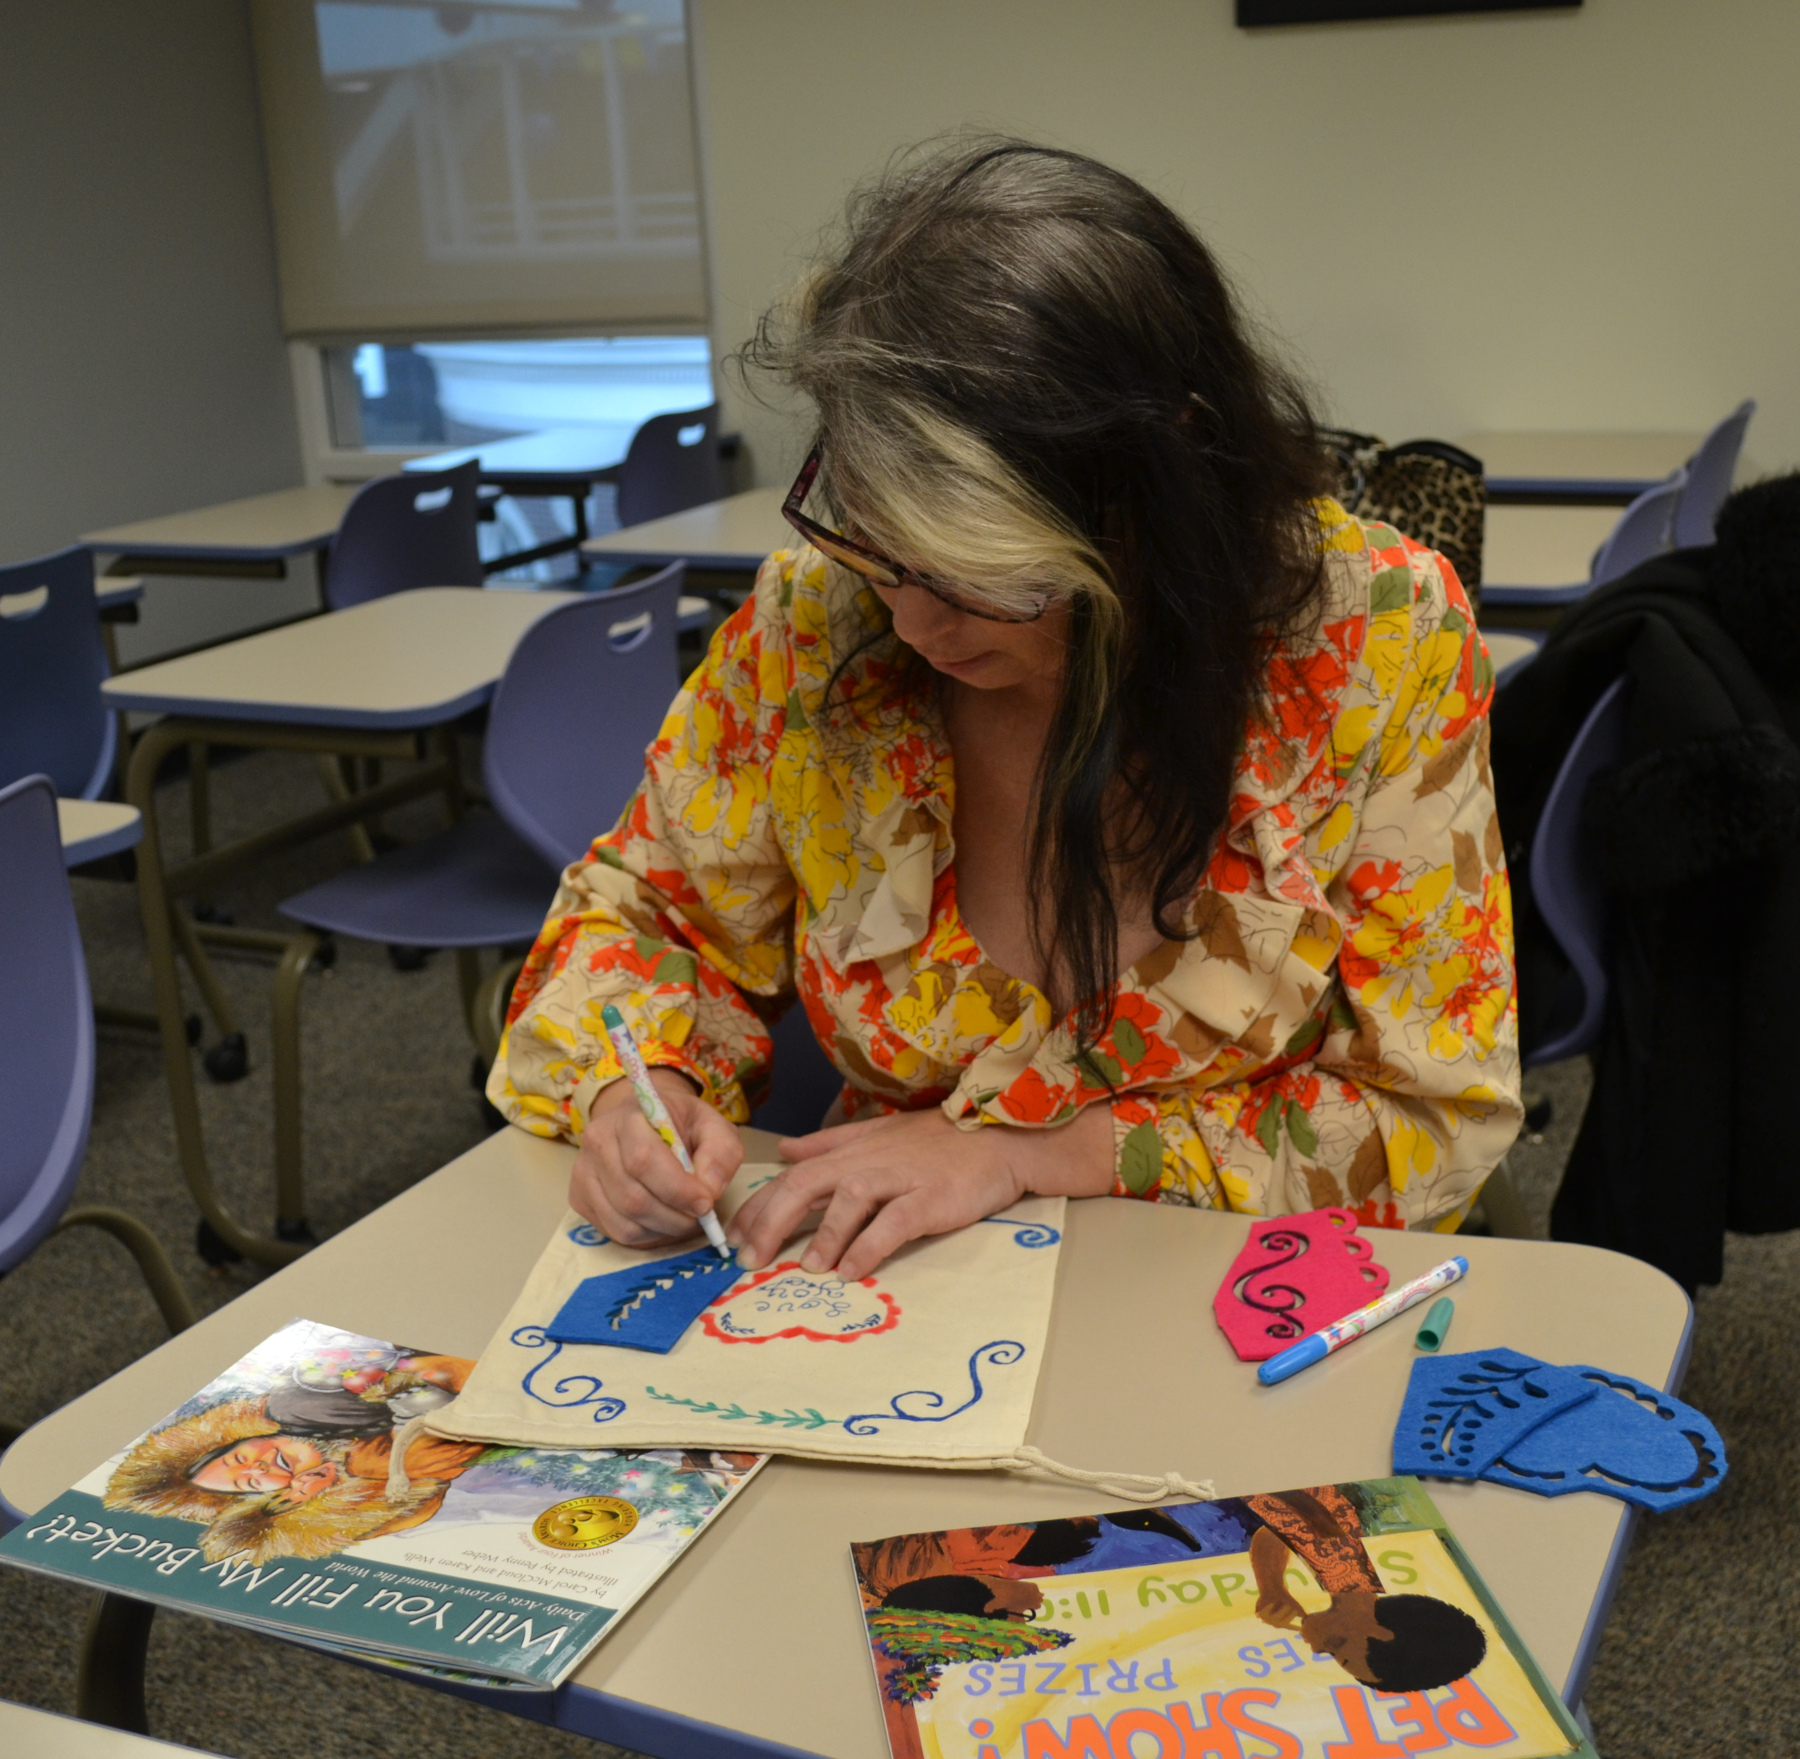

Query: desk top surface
left=407, top=427, right=628, bottom=483
left=1483, top=501, right=1624, bottom=589
left=57, top=798, right=142, bottom=865
left=82, top=485, right=360, bottom=561
left=582, top=485, right=786, bottom=570
left=0, top=1125, right=1690, bottom=1756
left=99, top=586, right=580, bottom=729
left=0, top=1701, right=218, bottom=1757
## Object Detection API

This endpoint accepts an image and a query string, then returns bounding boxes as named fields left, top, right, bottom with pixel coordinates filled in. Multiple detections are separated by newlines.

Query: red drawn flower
left=699, top=1261, right=901, bottom=1344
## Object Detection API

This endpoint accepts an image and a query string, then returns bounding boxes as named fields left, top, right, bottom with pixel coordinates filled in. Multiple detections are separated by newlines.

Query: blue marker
left=1258, top=1256, right=1469, bottom=1386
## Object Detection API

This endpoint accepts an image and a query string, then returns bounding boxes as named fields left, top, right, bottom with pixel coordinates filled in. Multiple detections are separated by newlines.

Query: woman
left=490, top=140, right=1519, bottom=1279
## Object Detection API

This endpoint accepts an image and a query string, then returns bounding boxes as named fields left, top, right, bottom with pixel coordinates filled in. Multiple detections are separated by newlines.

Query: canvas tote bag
left=415, top=1166, right=1209, bottom=1500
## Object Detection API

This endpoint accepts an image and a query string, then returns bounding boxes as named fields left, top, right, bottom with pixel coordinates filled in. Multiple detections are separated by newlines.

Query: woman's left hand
left=727, top=1102, right=1115, bottom=1280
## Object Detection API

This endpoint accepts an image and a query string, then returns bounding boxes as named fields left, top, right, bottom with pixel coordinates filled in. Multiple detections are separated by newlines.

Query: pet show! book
left=0, top=1319, right=765, bottom=1689
left=853, top=1478, right=1597, bottom=1759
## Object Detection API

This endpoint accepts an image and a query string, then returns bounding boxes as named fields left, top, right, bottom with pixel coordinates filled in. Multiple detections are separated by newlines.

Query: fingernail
left=800, top=1251, right=823, bottom=1272
left=736, top=1246, right=762, bottom=1270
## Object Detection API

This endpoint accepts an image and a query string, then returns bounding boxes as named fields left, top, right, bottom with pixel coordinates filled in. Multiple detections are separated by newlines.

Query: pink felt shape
left=1213, top=1208, right=1391, bottom=1362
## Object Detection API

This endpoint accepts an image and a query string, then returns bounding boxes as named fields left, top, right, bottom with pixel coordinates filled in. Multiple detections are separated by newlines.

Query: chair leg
left=77, top=1593, right=155, bottom=1732
left=471, top=953, right=526, bottom=1064
left=187, top=741, right=211, bottom=858
left=166, top=904, right=242, bottom=1044
left=1477, top=1157, right=1537, bottom=1240
left=455, top=947, right=483, bottom=1030
left=270, top=932, right=321, bottom=1243
left=54, top=1207, right=199, bottom=1333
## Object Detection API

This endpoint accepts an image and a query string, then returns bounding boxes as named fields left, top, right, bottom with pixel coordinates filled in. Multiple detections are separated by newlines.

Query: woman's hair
left=1364, top=1594, right=1489, bottom=1692
left=742, top=137, right=1329, bottom=1044
left=883, top=1574, right=1011, bottom=1619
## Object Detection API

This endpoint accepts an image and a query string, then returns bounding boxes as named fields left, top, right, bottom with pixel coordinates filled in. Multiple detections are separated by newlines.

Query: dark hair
left=1364, top=1594, right=1488, bottom=1692
left=883, top=1574, right=1011, bottom=1618
left=1012, top=1518, right=1099, bottom=1567
left=743, top=137, right=1328, bottom=1045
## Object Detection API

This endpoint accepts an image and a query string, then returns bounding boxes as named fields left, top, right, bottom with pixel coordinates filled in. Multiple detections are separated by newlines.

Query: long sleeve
left=1107, top=534, right=1521, bottom=1229
left=488, top=580, right=799, bottom=1139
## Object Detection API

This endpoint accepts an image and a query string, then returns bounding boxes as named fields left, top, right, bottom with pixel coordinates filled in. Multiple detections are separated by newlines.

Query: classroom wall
left=0, top=0, right=307, bottom=657
left=689, top=0, right=1800, bottom=486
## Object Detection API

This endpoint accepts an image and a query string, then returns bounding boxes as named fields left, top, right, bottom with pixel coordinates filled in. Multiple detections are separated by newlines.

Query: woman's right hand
left=569, top=1069, right=744, bottom=1247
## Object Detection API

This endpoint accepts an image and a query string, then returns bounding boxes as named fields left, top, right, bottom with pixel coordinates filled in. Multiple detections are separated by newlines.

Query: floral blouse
left=491, top=499, right=1520, bottom=1230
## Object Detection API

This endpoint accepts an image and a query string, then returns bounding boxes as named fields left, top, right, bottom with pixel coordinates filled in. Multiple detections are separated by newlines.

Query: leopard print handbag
left=1319, top=428, right=1486, bottom=611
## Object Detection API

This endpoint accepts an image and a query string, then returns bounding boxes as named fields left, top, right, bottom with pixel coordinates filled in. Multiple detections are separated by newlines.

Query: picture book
left=852, top=1478, right=1597, bottom=1759
left=0, top=1319, right=764, bottom=1689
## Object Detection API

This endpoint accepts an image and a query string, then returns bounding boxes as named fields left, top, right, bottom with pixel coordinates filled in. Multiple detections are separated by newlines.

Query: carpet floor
left=1, top=748, right=1795, bottom=1756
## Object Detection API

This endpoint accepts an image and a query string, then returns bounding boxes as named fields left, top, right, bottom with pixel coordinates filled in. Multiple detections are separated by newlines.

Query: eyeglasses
left=781, top=447, right=1051, bottom=624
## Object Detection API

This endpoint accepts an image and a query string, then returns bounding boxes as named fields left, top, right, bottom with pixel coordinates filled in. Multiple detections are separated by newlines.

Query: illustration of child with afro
left=103, top=1344, right=485, bottom=1566
left=1241, top=1485, right=1487, bottom=1692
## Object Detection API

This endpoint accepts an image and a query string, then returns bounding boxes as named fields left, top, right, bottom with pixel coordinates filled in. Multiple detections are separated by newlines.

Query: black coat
left=1490, top=479, right=1800, bottom=1291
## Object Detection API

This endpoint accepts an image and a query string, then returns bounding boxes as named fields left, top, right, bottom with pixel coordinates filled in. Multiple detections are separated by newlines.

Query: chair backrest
left=0, top=775, right=95, bottom=1272
left=323, top=460, right=484, bottom=610
left=1590, top=472, right=1687, bottom=588
left=0, top=545, right=114, bottom=799
left=1672, top=399, right=1756, bottom=549
left=616, top=404, right=725, bottom=528
left=748, top=1001, right=847, bottom=1137
left=483, top=561, right=688, bottom=870
left=1527, top=675, right=1630, bottom=1067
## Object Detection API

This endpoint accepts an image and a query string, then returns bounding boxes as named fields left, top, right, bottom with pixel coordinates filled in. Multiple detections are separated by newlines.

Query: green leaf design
left=1285, top=1099, right=1320, bottom=1158
left=1282, top=1014, right=1325, bottom=1060
left=1119, top=1121, right=1163, bottom=1196
left=646, top=1388, right=834, bottom=1430
left=1328, top=996, right=1359, bottom=1036
left=1111, top=1017, right=1148, bottom=1068
left=654, top=947, right=699, bottom=985
left=1076, top=1048, right=1125, bottom=1089
left=785, top=687, right=809, bottom=730
left=1255, top=1100, right=1282, bottom=1160
left=1369, top=566, right=1413, bottom=614
left=1439, top=606, right=1470, bottom=643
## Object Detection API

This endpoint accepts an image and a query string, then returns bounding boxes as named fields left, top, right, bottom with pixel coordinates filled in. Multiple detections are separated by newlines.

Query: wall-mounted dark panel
left=1239, top=0, right=1579, bottom=24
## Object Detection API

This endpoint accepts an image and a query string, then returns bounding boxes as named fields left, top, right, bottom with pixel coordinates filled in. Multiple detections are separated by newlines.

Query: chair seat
left=279, top=813, right=562, bottom=949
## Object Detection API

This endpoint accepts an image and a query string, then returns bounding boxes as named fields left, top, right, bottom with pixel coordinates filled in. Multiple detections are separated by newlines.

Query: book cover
left=0, top=1319, right=764, bottom=1689
left=852, top=1478, right=1598, bottom=1759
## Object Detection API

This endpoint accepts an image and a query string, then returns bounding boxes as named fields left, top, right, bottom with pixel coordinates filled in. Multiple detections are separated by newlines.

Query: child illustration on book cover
left=855, top=1481, right=1581, bottom=1759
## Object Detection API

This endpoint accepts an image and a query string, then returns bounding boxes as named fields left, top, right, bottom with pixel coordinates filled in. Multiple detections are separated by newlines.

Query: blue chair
left=1526, top=675, right=1631, bottom=1067
left=323, top=460, right=484, bottom=610
left=277, top=563, right=688, bottom=1062
left=616, top=403, right=725, bottom=528
left=0, top=546, right=113, bottom=799
left=0, top=776, right=195, bottom=1418
left=1671, top=399, right=1755, bottom=550
left=1483, top=473, right=1687, bottom=610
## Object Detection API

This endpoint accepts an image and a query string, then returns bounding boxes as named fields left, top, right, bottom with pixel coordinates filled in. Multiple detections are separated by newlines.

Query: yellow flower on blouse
left=490, top=499, right=1522, bottom=1231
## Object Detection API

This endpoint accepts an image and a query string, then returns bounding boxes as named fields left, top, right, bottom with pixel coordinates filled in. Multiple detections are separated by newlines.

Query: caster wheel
left=312, top=936, right=338, bottom=971
left=203, top=1031, right=249, bottom=1083
left=275, top=1217, right=319, bottom=1248
left=196, top=1219, right=243, bottom=1267
left=184, top=1013, right=203, bottom=1046
left=388, top=944, right=430, bottom=972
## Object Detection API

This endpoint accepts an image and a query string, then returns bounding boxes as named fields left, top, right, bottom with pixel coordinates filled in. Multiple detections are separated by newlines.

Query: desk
left=99, top=588, right=579, bottom=1269
left=0, top=1123, right=1691, bottom=1755
left=0, top=1701, right=219, bottom=1757
left=95, top=576, right=143, bottom=612
left=581, top=485, right=786, bottom=574
left=58, top=798, right=142, bottom=867
left=409, top=430, right=627, bottom=573
left=1463, top=431, right=1699, bottom=505
left=82, top=486, right=359, bottom=575
left=1483, top=503, right=1621, bottom=592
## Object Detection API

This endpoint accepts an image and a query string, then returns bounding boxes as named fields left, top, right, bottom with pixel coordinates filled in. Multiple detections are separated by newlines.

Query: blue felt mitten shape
left=545, top=1246, right=744, bottom=1353
left=1393, top=1348, right=1599, bottom=1478
left=1481, top=1365, right=1727, bottom=1512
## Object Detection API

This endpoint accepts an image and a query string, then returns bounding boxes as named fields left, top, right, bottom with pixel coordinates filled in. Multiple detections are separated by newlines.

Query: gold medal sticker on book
left=852, top=1479, right=1597, bottom=1759
left=533, top=1497, right=640, bottom=1550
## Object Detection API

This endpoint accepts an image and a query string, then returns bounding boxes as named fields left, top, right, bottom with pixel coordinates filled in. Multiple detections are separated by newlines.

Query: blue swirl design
left=511, top=1324, right=624, bottom=1422
left=566, top=1223, right=608, bottom=1247
left=843, top=1340, right=1025, bottom=1436
left=977, top=1216, right=1062, bottom=1248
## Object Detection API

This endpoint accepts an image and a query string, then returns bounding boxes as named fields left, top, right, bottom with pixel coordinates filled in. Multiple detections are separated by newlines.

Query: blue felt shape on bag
left=1481, top=1365, right=1727, bottom=1512
left=545, top=1246, right=744, bottom=1353
left=1393, top=1347, right=1599, bottom=1479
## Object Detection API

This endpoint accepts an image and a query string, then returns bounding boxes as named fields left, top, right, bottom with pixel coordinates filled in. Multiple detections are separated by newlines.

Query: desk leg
left=125, top=719, right=310, bottom=1269
left=78, top=1593, right=154, bottom=1733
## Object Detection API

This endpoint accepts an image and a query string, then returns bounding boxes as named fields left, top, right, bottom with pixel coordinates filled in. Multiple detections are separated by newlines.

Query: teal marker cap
left=1414, top=1297, right=1455, bottom=1353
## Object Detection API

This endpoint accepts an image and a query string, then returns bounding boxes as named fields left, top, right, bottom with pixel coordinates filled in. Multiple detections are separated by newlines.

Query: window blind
left=250, top=0, right=707, bottom=341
